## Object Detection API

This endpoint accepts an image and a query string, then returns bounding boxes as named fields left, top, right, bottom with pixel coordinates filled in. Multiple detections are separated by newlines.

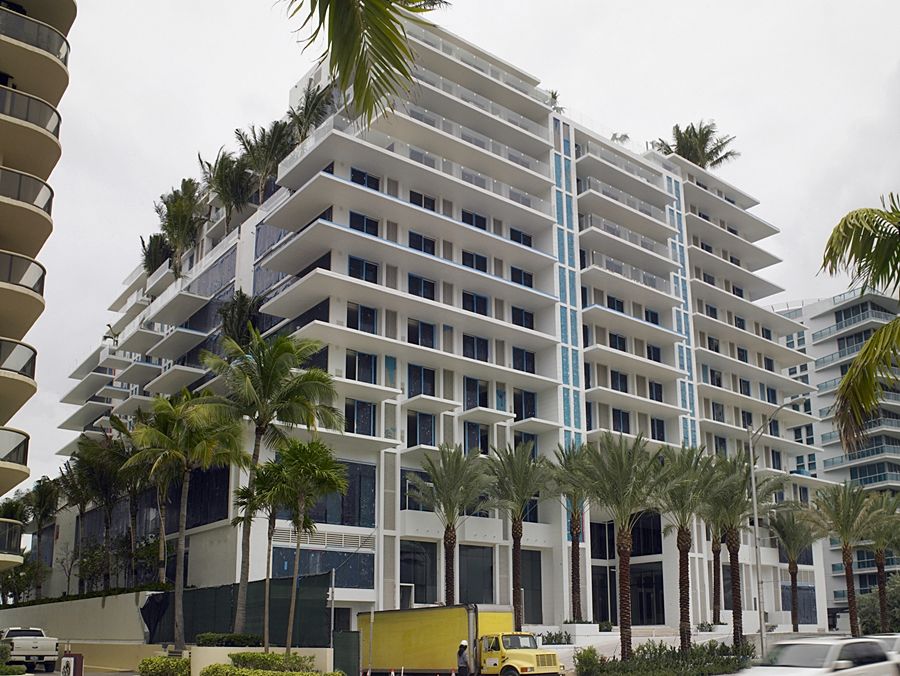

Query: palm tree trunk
left=569, top=508, right=582, bottom=622
left=285, top=510, right=304, bottom=656
left=616, top=530, right=633, bottom=660
left=788, top=561, right=799, bottom=632
left=234, top=426, right=265, bottom=634
left=726, top=528, right=743, bottom=648
left=157, top=488, right=168, bottom=585
left=174, top=469, right=191, bottom=653
left=77, top=507, right=86, bottom=594
left=103, top=510, right=113, bottom=591
left=677, top=526, right=691, bottom=652
left=876, top=549, right=888, bottom=632
left=34, top=531, right=42, bottom=599
left=443, top=525, right=456, bottom=605
left=512, top=517, right=523, bottom=631
left=129, top=495, right=138, bottom=587
left=264, top=511, right=275, bottom=653
left=711, top=536, right=722, bottom=625
left=843, top=545, right=860, bottom=637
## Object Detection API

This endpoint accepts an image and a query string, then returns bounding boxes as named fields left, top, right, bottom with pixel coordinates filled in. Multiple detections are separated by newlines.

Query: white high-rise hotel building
left=51, top=19, right=832, bottom=632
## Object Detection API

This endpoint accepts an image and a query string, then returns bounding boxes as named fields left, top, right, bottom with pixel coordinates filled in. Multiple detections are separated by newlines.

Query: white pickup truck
left=1, top=627, right=58, bottom=673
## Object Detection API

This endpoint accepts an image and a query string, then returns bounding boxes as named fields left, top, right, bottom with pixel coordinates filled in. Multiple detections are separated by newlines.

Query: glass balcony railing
left=587, top=251, right=671, bottom=295
left=0, top=339, right=35, bottom=379
left=851, top=472, right=900, bottom=487
left=0, top=166, right=53, bottom=215
left=0, top=250, right=45, bottom=295
left=822, top=417, right=900, bottom=444
left=0, top=85, right=61, bottom=137
left=0, top=519, right=22, bottom=556
left=0, top=7, right=70, bottom=65
left=815, top=342, right=864, bottom=368
left=824, top=442, right=900, bottom=468
left=575, top=141, right=664, bottom=189
left=405, top=23, right=550, bottom=106
left=811, top=309, right=894, bottom=342
left=832, top=289, right=865, bottom=305
left=578, top=176, right=668, bottom=224
left=578, top=213, right=672, bottom=259
left=817, top=377, right=842, bottom=393
left=0, top=427, right=27, bottom=466
left=404, top=103, right=550, bottom=176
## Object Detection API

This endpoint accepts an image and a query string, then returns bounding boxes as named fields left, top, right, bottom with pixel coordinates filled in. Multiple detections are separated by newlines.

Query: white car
left=739, top=637, right=900, bottom=674
left=867, top=634, right=900, bottom=660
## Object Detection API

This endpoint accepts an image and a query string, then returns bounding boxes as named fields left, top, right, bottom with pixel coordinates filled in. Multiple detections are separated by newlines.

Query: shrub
left=228, top=654, right=316, bottom=672
left=196, top=633, right=262, bottom=647
left=574, top=640, right=752, bottom=676
left=200, top=668, right=343, bottom=676
left=540, top=631, right=571, bottom=645
left=138, top=657, right=191, bottom=676
left=696, top=622, right=714, bottom=632
left=597, top=621, right=613, bottom=632
left=0, top=643, right=10, bottom=663
left=859, top=575, right=900, bottom=633
left=0, top=667, right=26, bottom=675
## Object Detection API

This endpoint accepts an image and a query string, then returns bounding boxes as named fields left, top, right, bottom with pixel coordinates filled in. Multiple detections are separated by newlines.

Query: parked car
left=1, top=628, right=59, bottom=673
left=867, top=634, right=900, bottom=660
left=739, top=637, right=900, bottom=674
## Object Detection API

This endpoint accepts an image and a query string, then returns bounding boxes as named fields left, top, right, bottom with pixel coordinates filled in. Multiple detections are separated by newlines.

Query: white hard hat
left=460, top=640, right=468, bottom=647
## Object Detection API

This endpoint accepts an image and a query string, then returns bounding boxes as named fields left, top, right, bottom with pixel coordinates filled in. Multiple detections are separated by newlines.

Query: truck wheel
left=44, top=662, right=56, bottom=672
left=25, top=664, right=35, bottom=673
left=500, top=667, right=518, bottom=676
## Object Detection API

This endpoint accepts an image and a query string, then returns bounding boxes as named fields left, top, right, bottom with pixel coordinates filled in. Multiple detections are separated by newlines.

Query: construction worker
left=457, top=640, right=469, bottom=676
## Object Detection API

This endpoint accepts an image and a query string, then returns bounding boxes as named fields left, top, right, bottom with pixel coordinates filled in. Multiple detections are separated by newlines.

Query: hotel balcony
left=581, top=304, right=681, bottom=345
left=0, top=339, right=35, bottom=423
left=117, top=314, right=164, bottom=354
left=684, top=211, right=781, bottom=271
left=683, top=181, right=778, bottom=243
left=0, top=249, right=45, bottom=339
left=583, top=344, right=685, bottom=383
left=814, top=343, right=864, bottom=370
left=585, top=386, right=684, bottom=421
left=0, top=519, right=23, bottom=570
left=112, top=392, right=153, bottom=418
left=0, top=86, right=61, bottom=178
left=456, top=405, right=514, bottom=426
left=60, top=367, right=113, bottom=405
left=696, top=383, right=815, bottom=428
left=850, top=472, right=900, bottom=489
left=691, top=311, right=808, bottom=368
left=823, top=442, right=900, bottom=471
left=117, top=355, right=163, bottom=388
left=400, top=394, right=458, bottom=415
left=0, top=6, right=70, bottom=105
left=690, top=278, right=804, bottom=334
left=575, top=140, right=671, bottom=208
left=0, top=166, right=53, bottom=258
left=145, top=259, right=176, bottom=297
left=332, top=376, right=401, bottom=404
left=581, top=250, right=679, bottom=309
left=147, top=326, right=212, bottom=361
left=577, top=176, right=673, bottom=241
left=145, top=363, right=206, bottom=396
left=811, top=309, right=893, bottom=344
left=58, top=395, right=112, bottom=432
left=146, top=278, right=212, bottom=327
left=693, top=347, right=812, bottom=397
left=688, top=245, right=783, bottom=301
left=0, top=427, right=28, bottom=496
left=821, top=418, right=900, bottom=447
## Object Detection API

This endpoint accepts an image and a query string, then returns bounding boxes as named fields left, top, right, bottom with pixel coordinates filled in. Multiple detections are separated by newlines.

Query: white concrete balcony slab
left=509, top=416, right=559, bottom=435
left=577, top=177, right=674, bottom=242
left=98, top=346, right=133, bottom=371
left=578, top=216, right=677, bottom=278
left=112, top=393, right=154, bottom=418
left=576, top=142, right=671, bottom=209
left=58, top=397, right=111, bottom=431
left=694, top=347, right=811, bottom=397
left=145, top=364, right=206, bottom=395
left=402, top=394, right=458, bottom=415
left=0, top=7, right=70, bottom=105
left=457, top=405, right=514, bottom=425
left=581, top=255, right=680, bottom=309
left=117, top=318, right=164, bottom=355
left=691, top=313, right=807, bottom=368
left=581, top=304, right=680, bottom=345
left=147, top=285, right=211, bottom=327
left=583, top=344, right=684, bottom=382
left=684, top=212, right=781, bottom=272
left=96, top=383, right=129, bottom=400
left=145, top=260, right=175, bottom=296
left=690, top=278, right=804, bottom=336
left=585, top=386, right=685, bottom=420
left=585, top=428, right=671, bottom=452
left=0, top=426, right=28, bottom=496
left=0, top=339, right=36, bottom=423
left=688, top=245, right=783, bottom=302
left=684, top=181, right=778, bottom=243
left=60, top=369, right=112, bottom=405
left=332, top=376, right=400, bottom=403
left=117, top=359, right=163, bottom=387
left=147, top=326, right=212, bottom=361
left=696, top=383, right=815, bottom=428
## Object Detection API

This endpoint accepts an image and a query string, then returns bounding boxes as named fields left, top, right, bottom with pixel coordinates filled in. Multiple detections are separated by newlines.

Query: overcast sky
left=9, top=0, right=900, bottom=491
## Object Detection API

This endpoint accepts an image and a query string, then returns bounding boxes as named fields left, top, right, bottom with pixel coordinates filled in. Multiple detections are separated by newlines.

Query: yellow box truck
left=358, top=605, right=561, bottom=676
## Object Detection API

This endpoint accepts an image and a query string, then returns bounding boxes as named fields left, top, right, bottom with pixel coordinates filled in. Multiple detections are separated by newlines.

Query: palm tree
left=285, top=0, right=447, bottom=124
left=278, top=438, right=347, bottom=655
left=552, top=441, right=591, bottom=623
left=235, top=120, right=295, bottom=207
left=768, top=507, right=817, bottom=632
left=140, top=233, right=173, bottom=276
left=217, top=290, right=264, bottom=349
left=581, top=433, right=660, bottom=660
left=861, top=492, right=900, bottom=632
left=408, top=444, right=493, bottom=605
left=699, top=484, right=729, bottom=627
left=653, top=445, right=712, bottom=651
left=57, top=460, right=91, bottom=589
left=155, top=177, right=207, bottom=277
left=821, top=193, right=900, bottom=450
left=548, top=90, right=564, bottom=114
left=129, top=390, right=248, bottom=653
left=288, top=82, right=333, bottom=143
left=805, top=483, right=881, bottom=637
left=27, top=477, right=58, bottom=599
left=202, top=325, right=341, bottom=634
left=488, top=443, right=553, bottom=631
left=654, top=120, right=740, bottom=169
left=198, top=148, right=254, bottom=233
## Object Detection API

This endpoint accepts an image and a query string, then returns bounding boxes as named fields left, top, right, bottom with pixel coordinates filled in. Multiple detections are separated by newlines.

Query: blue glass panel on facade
left=570, top=310, right=579, bottom=347
left=497, top=387, right=506, bottom=412
left=572, top=352, right=580, bottom=387
left=560, top=307, right=568, bottom=343
left=556, top=191, right=564, bottom=225
left=273, top=547, right=374, bottom=589
left=563, top=388, right=571, bottom=426
left=573, top=391, right=582, bottom=428
left=567, top=233, right=575, bottom=268
left=564, top=158, right=572, bottom=193
left=563, top=137, right=571, bottom=157
left=558, top=268, right=567, bottom=304
left=564, top=430, right=572, bottom=448
left=565, top=196, right=574, bottom=230
left=561, top=347, right=570, bottom=385
left=568, top=270, right=577, bottom=305
left=554, top=154, right=562, bottom=188
left=385, top=356, right=396, bottom=388
left=556, top=227, right=565, bottom=264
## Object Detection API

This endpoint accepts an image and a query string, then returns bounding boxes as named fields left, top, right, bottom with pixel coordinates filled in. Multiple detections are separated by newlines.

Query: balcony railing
left=0, top=339, right=35, bottom=379
left=578, top=213, right=672, bottom=259
left=587, top=251, right=671, bottom=294
left=824, top=442, right=900, bottom=468
left=0, top=250, right=45, bottom=295
left=0, top=6, right=70, bottom=65
left=404, top=103, right=550, bottom=176
left=815, top=342, right=864, bottom=368
left=851, top=472, right=900, bottom=487
left=812, top=310, right=893, bottom=342
left=817, top=377, right=841, bottom=393
left=575, top=141, right=663, bottom=189
left=405, top=23, right=550, bottom=106
left=0, top=519, right=21, bottom=556
left=822, top=417, right=900, bottom=444
left=578, top=176, right=668, bottom=224
left=0, top=428, right=27, bottom=466
left=0, top=85, right=61, bottom=137
left=0, top=166, right=53, bottom=215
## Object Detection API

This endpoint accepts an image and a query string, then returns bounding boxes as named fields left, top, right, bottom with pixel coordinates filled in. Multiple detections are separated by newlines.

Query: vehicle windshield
left=869, top=636, right=899, bottom=651
left=759, top=644, right=830, bottom=668
left=502, top=635, right=537, bottom=650
left=5, top=630, right=42, bottom=638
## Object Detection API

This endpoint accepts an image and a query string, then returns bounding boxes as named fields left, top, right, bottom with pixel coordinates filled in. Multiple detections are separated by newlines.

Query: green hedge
left=0, top=666, right=27, bottom=675
left=228, top=654, right=316, bottom=672
left=196, top=634, right=263, bottom=647
left=6, top=582, right=171, bottom=609
left=138, top=657, right=191, bottom=676
left=200, top=667, right=343, bottom=676
left=574, top=641, right=754, bottom=676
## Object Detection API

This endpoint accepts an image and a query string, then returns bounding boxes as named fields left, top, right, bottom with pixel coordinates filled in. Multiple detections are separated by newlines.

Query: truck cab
left=478, top=633, right=559, bottom=676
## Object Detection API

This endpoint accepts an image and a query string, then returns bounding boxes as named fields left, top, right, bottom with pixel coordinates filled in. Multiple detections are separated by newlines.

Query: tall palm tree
left=57, top=460, right=91, bottom=590
left=552, top=441, right=591, bottom=623
left=217, top=290, right=264, bottom=349
left=654, top=120, right=740, bottom=169
left=140, top=233, right=173, bottom=276
left=821, top=193, right=900, bottom=450
left=278, top=438, right=347, bottom=655
left=408, top=443, right=493, bottom=605
left=198, top=148, right=255, bottom=233
left=235, top=120, right=295, bottom=207
left=288, top=82, right=333, bottom=143
left=653, top=445, right=712, bottom=651
left=202, top=325, right=341, bottom=634
left=699, top=484, right=729, bottom=627
left=581, top=433, right=660, bottom=660
left=768, top=507, right=817, bottom=633
left=862, top=492, right=900, bottom=632
left=285, top=0, right=448, bottom=124
left=128, top=390, right=248, bottom=653
left=155, top=178, right=207, bottom=277
left=488, top=443, right=553, bottom=631
left=805, top=483, right=881, bottom=637
left=27, top=477, right=59, bottom=599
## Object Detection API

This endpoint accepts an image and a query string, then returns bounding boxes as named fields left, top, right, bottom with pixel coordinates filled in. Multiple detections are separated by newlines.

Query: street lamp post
left=745, top=400, right=793, bottom=658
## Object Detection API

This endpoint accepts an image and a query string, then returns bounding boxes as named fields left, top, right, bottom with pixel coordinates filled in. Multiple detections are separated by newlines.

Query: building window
left=350, top=167, right=380, bottom=190
left=714, top=436, right=727, bottom=456
left=703, top=272, right=716, bottom=285
left=705, top=304, right=718, bottom=319
left=459, top=545, right=493, bottom=604
left=632, top=512, right=663, bottom=556
left=741, top=410, right=753, bottom=428
left=464, top=422, right=489, bottom=455
left=737, top=347, right=749, bottom=363
left=709, top=369, right=723, bottom=387
left=766, top=387, right=778, bottom=404
left=648, top=381, right=663, bottom=402
left=349, top=256, right=378, bottom=283
left=650, top=418, right=665, bottom=441
left=407, top=410, right=435, bottom=447
left=609, top=333, right=627, bottom=351
left=401, top=469, right=431, bottom=512
left=734, top=315, right=746, bottom=330
left=512, top=347, right=535, bottom=373
left=737, top=378, right=750, bottom=396
left=462, top=251, right=488, bottom=272
left=346, top=350, right=376, bottom=384
left=630, top=562, right=665, bottom=625
left=273, top=547, right=374, bottom=589
left=400, top=540, right=437, bottom=605
left=510, top=267, right=534, bottom=288
left=607, top=296, right=625, bottom=313
left=646, top=345, right=662, bottom=363
left=732, top=285, right=744, bottom=299
left=349, top=211, right=378, bottom=235
left=761, top=327, right=773, bottom=340
left=771, top=450, right=782, bottom=471
left=409, top=274, right=436, bottom=300
left=769, top=419, right=780, bottom=437
left=711, top=402, right=725, bottom=423
left=308, top=461, right=376, bottom=527
left=408, top=319, right=435, bottom=347
left=645, top=309, right=659, bottom=325
left=612, top=408, right=630, bottom=434
left=462, top=209, right=487, bottom=230
left=514, top=431, right=537, bottom=456
left=511, top=306, right=534, bottom=329
left=610, top=371, right=629, bottom=393
left=513, top=389, right=537, bottom=421
left=464, top=377, right=489, bottom=409
left=764, top=357, right=775, bottom=372
left=347, top=303, right=377, bottom=334
left=409, top=231, right=436, bottom=255
left=463, top=291, right=489, bottom=316
left=410, top=190, right=436, bottom=211
left=463, top=334, right=489, bottom=362
left=510, top=228, right=532, bottom=247
left=408, top=364, right=435, bottom=397
left=345, top=399, right=376, bottom=436
left=807, top=453, right=817, bottom=472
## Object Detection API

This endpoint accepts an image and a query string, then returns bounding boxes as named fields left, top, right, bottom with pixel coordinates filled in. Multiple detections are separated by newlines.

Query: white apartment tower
left=51, top=19, right=830, bottom=632
left=777, top=290, right=900, bottom=628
